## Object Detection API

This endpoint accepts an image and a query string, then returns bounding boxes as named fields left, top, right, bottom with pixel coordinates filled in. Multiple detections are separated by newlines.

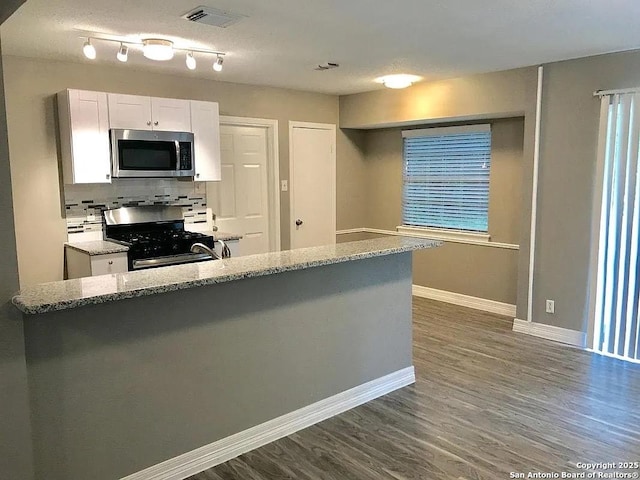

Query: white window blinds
left=402, top=125, right=491, bottom=232
left=592, top=92, right=640, bottom=363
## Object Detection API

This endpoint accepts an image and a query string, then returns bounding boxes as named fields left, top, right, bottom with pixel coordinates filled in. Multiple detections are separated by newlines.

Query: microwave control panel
left=179, top=142, right=193, bottom=171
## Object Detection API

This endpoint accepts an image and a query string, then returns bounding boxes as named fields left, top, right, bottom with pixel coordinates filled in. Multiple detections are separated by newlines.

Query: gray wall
left=24, top=253, right=413, bottom=480
left=339, top=67, right=538, bottom=315
left=533, top=49, right=640, bottom=331
left=339, top=49, right=640, bottom=332
left=340, top=67, right=535, bottom=129
left=349, top=118, right=524, bottom=304
left=2, top=55, right=344, bottom=287
left=0, top=22, right=35, bottom=480
left=0, top=0, right=25, bottom=24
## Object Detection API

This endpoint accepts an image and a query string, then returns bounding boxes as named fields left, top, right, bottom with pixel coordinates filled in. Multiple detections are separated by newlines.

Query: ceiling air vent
left=182, top=6, right=246, bottom=28
left=315, top=62, right=339, bottom=71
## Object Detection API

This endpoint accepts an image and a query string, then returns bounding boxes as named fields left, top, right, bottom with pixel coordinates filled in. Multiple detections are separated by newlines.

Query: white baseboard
left=120, top=367, right=415, bottom=480
left=412, top=285, right=516, bottom=317
left=513, top=318, right=586, bottom=347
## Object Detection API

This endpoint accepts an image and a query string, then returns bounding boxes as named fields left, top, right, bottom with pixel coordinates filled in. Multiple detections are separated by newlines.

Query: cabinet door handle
left=108, top=261, right=114, bottom=265
left=154, top=121, right=159, bottom=126
left=196, top=173, right=200, bottom=178
left=106, top=174, right=110, bottom=180
left=147, top=121, right=152, bottom=126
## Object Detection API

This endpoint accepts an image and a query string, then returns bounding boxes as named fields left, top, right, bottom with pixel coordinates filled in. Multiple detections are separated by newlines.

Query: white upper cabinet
left=57, top=90, right=220, bottom=183
left=190, top=100, right=221, bottom=181
left=107, top=93, right=153, bottom=130
left=151, top=97, right=192, bottom=132
left=57, top=89, right=112, bottom=184
left=108, top=94, right=191, bottom=132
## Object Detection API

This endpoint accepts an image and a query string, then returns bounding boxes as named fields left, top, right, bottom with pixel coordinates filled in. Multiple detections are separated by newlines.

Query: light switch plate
left=545, top=299, right=555, bottom=314
left=281, top=180, right=288, bottom=192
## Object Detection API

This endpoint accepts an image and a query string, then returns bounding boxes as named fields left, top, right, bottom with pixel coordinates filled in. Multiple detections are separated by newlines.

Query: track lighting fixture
left=117, top=43, right=128, bottom=62
left=186, top=51, right=197, bottom=70
left=82, top=39, right=96, bottom=60
left=79, top=35, right=226, bottom=72
left=213, top=55, right=223, bottom=72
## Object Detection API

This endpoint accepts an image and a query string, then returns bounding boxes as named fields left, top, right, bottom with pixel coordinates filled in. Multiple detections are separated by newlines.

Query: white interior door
left=290, top=122, right=336, bottom=249
left=207, top=125, right=270, bottom=256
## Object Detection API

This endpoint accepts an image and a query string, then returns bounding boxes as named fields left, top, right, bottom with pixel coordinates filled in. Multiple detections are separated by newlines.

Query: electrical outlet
left=545, top=299, right=555, bottom=314
left=281, top=180, right=288, bottom=192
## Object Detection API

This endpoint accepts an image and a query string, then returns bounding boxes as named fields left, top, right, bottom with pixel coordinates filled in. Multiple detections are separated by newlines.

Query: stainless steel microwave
left=110, top=129, right=195, bottom=178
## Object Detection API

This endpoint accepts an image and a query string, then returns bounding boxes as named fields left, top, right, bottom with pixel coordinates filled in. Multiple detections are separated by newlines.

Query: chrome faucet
left=218, top=239, right=231, bottom=259
left=190, top=242, right=220, bottom=260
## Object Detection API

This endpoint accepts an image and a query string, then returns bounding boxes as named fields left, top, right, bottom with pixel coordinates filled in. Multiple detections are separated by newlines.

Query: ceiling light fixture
left=116, top=43, right=129, bottom=62
left=213, top=55, right=223, bottom=72
left=142, top=39, right=175, bottom=61
left=376, top=74, right=422, bottom=89
left=77, top=35, right=227, bottom=72
left=186, top=51, right=197, bottom=70
left=82, top=38, right=97, bottom=60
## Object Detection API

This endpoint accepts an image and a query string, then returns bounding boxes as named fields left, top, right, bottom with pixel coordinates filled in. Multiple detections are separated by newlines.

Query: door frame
left=288, top=121, right=337, bottom=248
left=219, top=115, right=281, bottom=252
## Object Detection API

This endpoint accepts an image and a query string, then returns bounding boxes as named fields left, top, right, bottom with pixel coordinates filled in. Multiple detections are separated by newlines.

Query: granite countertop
left=65, top=240, right=129, bottom=255
left=14, top=237, right=441, bottom=315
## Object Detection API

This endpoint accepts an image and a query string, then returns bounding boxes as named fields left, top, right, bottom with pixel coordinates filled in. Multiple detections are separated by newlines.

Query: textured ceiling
left=2, top=0, right=640, bottom=95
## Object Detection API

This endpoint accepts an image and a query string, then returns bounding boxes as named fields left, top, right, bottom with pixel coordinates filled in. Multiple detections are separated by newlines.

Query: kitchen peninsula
left=13, top=237, right=440, bottom=480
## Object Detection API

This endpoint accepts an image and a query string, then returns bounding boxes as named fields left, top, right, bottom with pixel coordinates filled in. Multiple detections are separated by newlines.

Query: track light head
left=83, top=39, right=97, bottom=60
left=186, top=51, right=197, bottom=70
left=117, top=43, right=128, bottom=62
left=213, top=55, right=223, bottom=72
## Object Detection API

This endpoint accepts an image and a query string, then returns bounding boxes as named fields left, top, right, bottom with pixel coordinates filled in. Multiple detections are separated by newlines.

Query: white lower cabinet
left=66, top=248, right=129, bottom=279
left=90, top=253, right=129, bottom=276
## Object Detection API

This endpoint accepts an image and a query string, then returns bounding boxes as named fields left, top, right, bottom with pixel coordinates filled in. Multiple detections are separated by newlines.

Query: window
left=402, top=125, right=491, bottom=233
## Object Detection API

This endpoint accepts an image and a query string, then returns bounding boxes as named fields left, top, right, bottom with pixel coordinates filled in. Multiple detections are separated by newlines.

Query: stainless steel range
left=103, top=206, right=224, bottom=271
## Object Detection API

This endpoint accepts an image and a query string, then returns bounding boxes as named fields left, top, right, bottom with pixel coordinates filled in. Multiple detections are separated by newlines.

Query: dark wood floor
left=189, top=298, right=640, bottom=480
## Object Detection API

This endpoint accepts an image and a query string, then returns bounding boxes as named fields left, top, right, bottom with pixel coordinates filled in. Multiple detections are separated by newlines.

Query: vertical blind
left=593, top=92, right=640, bottom=362
left=402, top=125, right=491, bottom=232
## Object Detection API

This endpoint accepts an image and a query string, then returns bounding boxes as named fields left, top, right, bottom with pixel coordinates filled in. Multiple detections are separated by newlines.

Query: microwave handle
left=175, top=141, right=181, bottom=169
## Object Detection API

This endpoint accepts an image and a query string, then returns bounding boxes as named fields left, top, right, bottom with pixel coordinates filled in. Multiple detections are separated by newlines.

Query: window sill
left=396, top=226, right=491, bottom=243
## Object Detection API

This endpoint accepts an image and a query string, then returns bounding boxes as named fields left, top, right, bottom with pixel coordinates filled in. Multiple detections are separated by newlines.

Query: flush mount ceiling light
left=376, top=74, right=422, bottom=89
left=213, top=55, right=223, bottom=72
left=186, top=51, right=197, bottom=70
left=78, top=35, right=227, bottom=72
left=142, top=39, right=174, bottom=61
left=82, top=39, right=96, bottom=60
left=116, top=43, right=129, bottom=62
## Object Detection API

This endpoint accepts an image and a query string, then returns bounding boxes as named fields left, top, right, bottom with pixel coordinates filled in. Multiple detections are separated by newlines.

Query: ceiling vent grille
left=315, top=62, right=340, bottom=71
left=182, top=6, right=246, bottom=28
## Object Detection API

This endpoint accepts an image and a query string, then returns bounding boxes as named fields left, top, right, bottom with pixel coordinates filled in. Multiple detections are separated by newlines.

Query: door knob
left=296, top=219, right=303, bottom=226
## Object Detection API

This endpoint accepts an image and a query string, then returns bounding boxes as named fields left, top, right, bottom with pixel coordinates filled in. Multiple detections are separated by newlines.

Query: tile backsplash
left=64, top=179, right=209, bottom=239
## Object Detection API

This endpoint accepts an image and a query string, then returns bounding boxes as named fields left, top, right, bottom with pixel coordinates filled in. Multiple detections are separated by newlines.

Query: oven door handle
left=132, top=253, right=213, bottom=270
